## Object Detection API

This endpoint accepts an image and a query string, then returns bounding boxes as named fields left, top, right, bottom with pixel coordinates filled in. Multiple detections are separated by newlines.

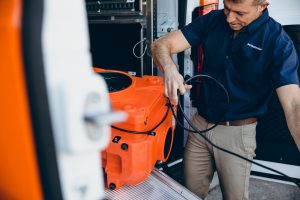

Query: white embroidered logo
left=247, top=43, right=262, bottom=51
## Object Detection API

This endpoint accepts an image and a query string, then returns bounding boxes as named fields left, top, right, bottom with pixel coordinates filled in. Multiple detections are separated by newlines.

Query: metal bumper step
left=105, top=168, right=202, bottom=200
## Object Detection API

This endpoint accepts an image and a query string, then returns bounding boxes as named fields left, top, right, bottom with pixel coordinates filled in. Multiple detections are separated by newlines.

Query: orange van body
left=0, top=1, right=43, bottom=199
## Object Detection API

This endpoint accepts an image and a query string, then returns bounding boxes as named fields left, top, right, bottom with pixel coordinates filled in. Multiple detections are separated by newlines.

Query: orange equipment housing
left=94, top=68, right=175, bottom=190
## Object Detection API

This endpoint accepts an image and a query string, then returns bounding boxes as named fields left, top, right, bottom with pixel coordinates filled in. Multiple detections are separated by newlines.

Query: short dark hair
left=252, top=0, right=267, bottom=6
left=228, top=0, right=267, bottom=6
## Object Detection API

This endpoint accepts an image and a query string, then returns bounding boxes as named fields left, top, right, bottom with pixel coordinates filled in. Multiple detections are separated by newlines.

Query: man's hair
left=252, top=0, right=267, bottom=6
left=229, top=0, right=267, bottom=6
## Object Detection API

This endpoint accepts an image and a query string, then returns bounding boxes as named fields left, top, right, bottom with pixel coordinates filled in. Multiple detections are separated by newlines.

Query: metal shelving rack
left=86, top=0, right=157, bottom=76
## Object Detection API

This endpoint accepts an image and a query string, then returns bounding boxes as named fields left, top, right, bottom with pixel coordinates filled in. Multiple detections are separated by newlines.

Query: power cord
left=111, top=102, right=171, bottom=136
left=172, top=74, right=300, bottom=188
left=132, top=38, right=147, bottom=58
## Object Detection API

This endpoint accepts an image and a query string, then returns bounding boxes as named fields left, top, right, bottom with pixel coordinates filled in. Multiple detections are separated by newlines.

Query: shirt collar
left=246, top=9, right=270, bottom=34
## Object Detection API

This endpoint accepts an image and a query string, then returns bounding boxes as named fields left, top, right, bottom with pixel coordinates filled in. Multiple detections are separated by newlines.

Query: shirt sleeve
left=181, top=10, right=219, bottom=47
left=270, top=30, right=300, bottom=88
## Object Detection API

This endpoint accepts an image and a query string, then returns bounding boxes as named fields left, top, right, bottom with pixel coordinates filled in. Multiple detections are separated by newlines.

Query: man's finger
left=171, top=84, right=179, bottom=105
left=185, top=84, right=192, bottom=90
left=178, top=83, right=186, bottom=95
left=164, top=86, right=169, bottom=98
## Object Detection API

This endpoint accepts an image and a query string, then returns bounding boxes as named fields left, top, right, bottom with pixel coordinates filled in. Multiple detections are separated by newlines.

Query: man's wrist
left=162, top=64, right=176, bottom=72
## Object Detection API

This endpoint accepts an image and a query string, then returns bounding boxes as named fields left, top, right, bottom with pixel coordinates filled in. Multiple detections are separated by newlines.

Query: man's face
left=223, top=0, right=268, bottom=31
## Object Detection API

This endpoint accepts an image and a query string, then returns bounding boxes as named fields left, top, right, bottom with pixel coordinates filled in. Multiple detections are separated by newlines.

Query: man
left=151, top=0, right=300, bottom=199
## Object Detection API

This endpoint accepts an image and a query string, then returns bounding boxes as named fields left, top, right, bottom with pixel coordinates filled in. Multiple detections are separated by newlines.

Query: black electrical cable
left=173, top=74, right=300, bottom=188
left=111, top=102, right=171, bottom=135
left=183, top=74, right=230, bottom=133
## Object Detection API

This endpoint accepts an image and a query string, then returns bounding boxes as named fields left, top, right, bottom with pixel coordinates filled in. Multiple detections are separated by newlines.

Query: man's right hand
left=163, top=65, right=192, bottom=105
left=150, top=30, right=192, bottom=104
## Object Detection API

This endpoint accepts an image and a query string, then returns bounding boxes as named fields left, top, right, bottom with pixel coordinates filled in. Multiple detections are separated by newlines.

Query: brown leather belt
left=217, top=118, right=257, bottom=126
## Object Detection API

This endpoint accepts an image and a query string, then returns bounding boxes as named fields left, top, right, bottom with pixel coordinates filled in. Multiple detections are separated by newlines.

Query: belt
left=217, top=118, right=257, bottom=126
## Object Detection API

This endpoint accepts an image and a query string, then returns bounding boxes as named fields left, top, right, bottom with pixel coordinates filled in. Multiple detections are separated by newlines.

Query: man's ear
left=258, top=2, right=269, bottom=12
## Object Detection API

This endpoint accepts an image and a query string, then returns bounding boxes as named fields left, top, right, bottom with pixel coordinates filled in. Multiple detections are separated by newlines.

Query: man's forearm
left=151, top=39, right=177, bottom=72
left=277, top=85, right=300, bottom=151
left=286, top=99, right=300, bottom=150
left=151, top=30, right=191, bottom=72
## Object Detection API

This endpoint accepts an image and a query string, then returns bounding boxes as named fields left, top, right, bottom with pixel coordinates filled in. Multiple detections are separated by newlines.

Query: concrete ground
left=166, top=162, right=300, bottom=199
left=208, top=175, right=300, bottom=200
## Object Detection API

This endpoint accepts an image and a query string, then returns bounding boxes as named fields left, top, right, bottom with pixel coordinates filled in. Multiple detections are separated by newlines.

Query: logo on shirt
left=247, top=43, right=262, bottom=51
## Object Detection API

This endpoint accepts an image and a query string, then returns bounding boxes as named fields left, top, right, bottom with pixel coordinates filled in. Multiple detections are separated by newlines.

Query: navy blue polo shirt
left=181, top=9, right=299, bottom=122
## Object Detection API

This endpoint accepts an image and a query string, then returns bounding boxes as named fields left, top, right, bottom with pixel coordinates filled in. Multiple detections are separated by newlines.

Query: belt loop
left=226, top=121, right=230, bottom=126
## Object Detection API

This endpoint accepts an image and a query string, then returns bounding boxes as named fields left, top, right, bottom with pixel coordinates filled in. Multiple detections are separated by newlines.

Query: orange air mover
left=94, top=68, right=175, bottom=190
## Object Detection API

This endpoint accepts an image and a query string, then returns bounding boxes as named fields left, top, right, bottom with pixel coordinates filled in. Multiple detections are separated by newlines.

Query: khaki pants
left=184, top=114, right=257, bottom=200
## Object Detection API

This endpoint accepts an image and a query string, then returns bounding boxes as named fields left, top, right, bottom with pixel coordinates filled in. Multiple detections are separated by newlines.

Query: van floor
left=165, top=162, right=300, bottom=200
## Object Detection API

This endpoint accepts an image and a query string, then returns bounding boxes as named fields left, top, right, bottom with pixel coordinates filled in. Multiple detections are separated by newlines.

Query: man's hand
left=150, top=30, right=192, bottom=104
left=163, top=66, right=192, bottom=105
